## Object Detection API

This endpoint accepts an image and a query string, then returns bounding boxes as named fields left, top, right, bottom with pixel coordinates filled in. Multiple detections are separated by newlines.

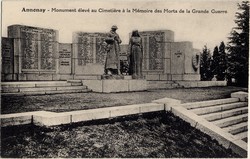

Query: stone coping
left=1, top=103, right=165, bottom=127
left=0, top=92, right=247, bottom=157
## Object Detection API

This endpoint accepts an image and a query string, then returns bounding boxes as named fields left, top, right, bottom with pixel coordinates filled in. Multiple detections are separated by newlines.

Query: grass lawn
left=1, top=112, right=240, bottom=158
left=1, top=86, right=247, bottom=114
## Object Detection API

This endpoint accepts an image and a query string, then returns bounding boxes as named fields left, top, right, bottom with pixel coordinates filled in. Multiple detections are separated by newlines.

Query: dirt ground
left=1, top=86, right=247, bottom=114
left=1, top=112, right=240, bottom=158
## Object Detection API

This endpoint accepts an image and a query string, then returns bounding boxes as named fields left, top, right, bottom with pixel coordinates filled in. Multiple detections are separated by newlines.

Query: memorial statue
left=104, top=25, right=122, bottom=75
left=128, top=30, right=143, bottom=79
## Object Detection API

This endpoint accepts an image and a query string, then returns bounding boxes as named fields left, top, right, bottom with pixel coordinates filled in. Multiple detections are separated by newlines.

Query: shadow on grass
left=1, top=111, right=241, bottom=158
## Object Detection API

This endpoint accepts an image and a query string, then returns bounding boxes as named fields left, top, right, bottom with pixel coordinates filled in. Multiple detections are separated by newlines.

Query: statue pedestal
left=82, top=78, right=147, bottom=93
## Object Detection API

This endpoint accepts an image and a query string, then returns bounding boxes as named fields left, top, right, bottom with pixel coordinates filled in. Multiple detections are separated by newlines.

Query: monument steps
left=201, top=107, right=248, bottom=121
left=182, top=98, right=240, bottom=109
left=1, top=81, right=90, bottom=95
left=180, top=94, right=248, bottom=147
left=222, top=121, right=248, bottom=135
left=212, top=113, right=248, bottom=128
left=155, top=92, right=248, bottom=157
left=190, top=102, right=247, bottom=115
left=234, top=131, right=248, bottom=140
left=146, top=80, right=228, bottom=89
left=147, top=80, right=183, bottom=89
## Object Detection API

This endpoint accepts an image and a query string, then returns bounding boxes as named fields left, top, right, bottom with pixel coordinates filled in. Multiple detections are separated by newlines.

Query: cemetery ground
left=1, top=86, right=247, bottom=158
left=1, top=86, right=247, bottom=114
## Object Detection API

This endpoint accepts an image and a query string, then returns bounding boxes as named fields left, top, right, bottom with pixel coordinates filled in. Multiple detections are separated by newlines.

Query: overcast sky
left=2, top=0, right=241, bottom=50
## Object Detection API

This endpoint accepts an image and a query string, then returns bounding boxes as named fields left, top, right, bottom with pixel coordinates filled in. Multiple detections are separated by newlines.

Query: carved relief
left=192, top=53, right=200, bottom=71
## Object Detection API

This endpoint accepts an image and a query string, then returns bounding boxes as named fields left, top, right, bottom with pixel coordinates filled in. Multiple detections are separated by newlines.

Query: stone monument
left=104, top=25, right=122, bottom=75
left=127, top=30, right=143, bottom=79
left=137, top=30, right=200, bottom=81
left=72, top=31, right=107, bottom=79
left=2, top=25, right=59, bottom=81
left=1, top=24, right=200, bottom=83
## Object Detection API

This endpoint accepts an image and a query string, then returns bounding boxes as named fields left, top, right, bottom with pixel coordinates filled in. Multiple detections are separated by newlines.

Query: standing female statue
left=128, top=30, right=143, bottom=79
left=104, top=25, right=122, bottom=75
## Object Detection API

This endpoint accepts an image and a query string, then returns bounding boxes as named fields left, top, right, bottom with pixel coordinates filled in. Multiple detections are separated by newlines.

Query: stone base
left=101, top=74, right=124, bottom=80
left=1, top=73, right=103, bottom=81
left=82, top=79, right=147, bottom=93
left=177, top=81, right=227, bottom=88
left=144, top=73, right=200, bottom=81
left=231, top=91, right=248, bottom=102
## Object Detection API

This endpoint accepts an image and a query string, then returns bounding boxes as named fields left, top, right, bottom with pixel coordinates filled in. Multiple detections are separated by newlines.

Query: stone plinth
left=82, top=79, right=147, bottom=93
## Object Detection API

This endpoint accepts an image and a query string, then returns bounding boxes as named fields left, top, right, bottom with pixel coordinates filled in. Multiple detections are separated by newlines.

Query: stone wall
left=139, top=30, right=200, bottom=81
left=1, top=38, right=14, bottom=80
left=139, top=30, right=174, bottom=72
left=72, top=32, right=107, bottom=76
left=3, top=25, right=59, bottom=81
left=1, top=25, right=201, bottom=81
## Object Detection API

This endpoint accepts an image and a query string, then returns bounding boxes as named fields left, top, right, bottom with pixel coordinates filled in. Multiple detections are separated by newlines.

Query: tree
left=217, top=42, right=227, bottom=80
left=227, top=1, right=249, bottom=87
left=200, top=45, right=213, bottom=81
left=211, top=46, right=219, bottom=78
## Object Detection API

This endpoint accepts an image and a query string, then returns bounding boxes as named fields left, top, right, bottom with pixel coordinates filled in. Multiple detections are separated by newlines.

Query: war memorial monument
left=1, top=24, right=247, bottom=158
left=1, top=24, right=215, bottom=92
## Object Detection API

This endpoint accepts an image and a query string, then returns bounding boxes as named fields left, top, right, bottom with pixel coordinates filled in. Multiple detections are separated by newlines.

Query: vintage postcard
left=1, top=0, right=248, bottom=158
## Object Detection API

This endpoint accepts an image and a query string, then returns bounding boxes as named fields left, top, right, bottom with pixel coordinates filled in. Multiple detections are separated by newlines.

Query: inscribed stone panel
left=1, top=38, right=14, bottom=73
left=59, top=43, right=72, bottom=74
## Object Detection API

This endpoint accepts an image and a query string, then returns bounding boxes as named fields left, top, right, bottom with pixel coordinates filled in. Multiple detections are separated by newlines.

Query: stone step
left=147, top=81, right=174, bottom=84
left=201, top=107, right=248, bottom=121
left=242, top=137, right=248, bottom=142
left=147, top=83, right=181, bottom=90
left=182, top=98, right=239, bottom=110
left=2, top=81, right=86, bottom=93
left=212, top=114, right=248, bottom=128
left=35, top=82, right=73, bottom=87
left=234, top=131, right=248, bottom=140
left=147, top=84, right=172, bottom=90
left=2, top=89, right=91, bottom=96
left=44, top=89, right=90, bottom=95
left=191, top=102, right=247, bottom=115
left=19, top=85, right=87, bottom=92
left=1, top=81, right=84, bottom=93
left=56, top=85, right=87, bottom=91
left=222, top=122, right=248, bottom=135
left=2, top=81, right=68, bottom=87
left=67, top=80, right=82, bottom=83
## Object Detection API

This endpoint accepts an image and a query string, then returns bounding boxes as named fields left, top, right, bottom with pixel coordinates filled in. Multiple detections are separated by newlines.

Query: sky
left=1, top=0, right=242, bottom=50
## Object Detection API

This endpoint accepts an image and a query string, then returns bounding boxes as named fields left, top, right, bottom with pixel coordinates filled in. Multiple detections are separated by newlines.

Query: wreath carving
left=192, top=54, right=200, bottom=71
